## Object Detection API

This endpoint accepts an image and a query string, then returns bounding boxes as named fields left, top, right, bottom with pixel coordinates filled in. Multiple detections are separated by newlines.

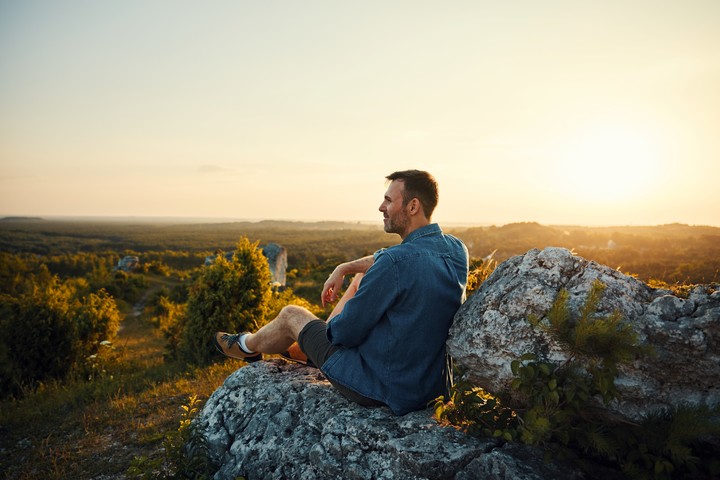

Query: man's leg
left=214, top=304, right=318, bottom=359
left=216, top=273, right=363, bottom=360
left=244, top=305, right=318, bottom=354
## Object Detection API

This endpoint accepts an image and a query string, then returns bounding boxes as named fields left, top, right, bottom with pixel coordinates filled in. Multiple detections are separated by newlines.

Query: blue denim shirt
left=323, top=223, right=469, bottom=415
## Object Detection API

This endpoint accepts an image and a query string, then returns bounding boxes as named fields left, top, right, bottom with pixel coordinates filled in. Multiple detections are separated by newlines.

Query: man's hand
left=322, top=267, right=345, bottom=307
left=320, top=255, right=375, bottom=307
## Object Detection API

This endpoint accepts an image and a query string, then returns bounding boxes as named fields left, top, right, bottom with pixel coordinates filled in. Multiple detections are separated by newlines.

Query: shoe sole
left=279, top=351, right=315, bottom=368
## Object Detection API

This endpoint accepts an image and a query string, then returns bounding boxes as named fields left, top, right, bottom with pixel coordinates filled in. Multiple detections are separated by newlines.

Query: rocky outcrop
left=261, top=243, right=287, bottom=287
left=197, top=247, right=719, bottom=479
left=115, top=255, right=139, bottom=272
left=448, top=247, right=720, bottom=421
left=197, top=360, right=585, bottom=480
left=204, top=244, right=288, bottom=286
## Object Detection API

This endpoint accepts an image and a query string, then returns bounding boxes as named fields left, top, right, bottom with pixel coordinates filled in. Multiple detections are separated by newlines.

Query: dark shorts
left=298, top=319, right=385, bottom=408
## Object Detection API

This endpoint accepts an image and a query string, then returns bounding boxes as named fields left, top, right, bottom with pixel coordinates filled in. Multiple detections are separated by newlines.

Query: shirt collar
left=402, top=223, right=441, bottom=244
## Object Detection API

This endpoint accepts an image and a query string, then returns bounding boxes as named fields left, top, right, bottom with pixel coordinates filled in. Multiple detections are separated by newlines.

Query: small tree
left=75, top=288, right=121, bottom=357
left=2, top=280, right=77, bottom=392
left=178, top=237, right=272, bottom=365
left=152, top=295, right=187, bottom=360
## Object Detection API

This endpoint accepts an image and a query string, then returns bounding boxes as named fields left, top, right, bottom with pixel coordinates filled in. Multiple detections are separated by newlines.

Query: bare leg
left=244, top=273, right=363, bottom=355
left=244, top=305, right=318, bottom=354
left=328, top=273, right=363, bottom=319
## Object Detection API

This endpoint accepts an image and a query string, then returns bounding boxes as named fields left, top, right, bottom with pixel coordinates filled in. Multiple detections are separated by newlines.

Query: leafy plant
left=127, top=394, right=214, bottom=479
left=615, top=404, right=720, bottom=479
left=75, top=288, right=122, bottom=357
left=434, top=376, right=516, bottom=441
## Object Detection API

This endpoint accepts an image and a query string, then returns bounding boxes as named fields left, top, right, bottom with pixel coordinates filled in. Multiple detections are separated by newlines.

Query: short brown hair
left=385, top=170, right=439, bottom=219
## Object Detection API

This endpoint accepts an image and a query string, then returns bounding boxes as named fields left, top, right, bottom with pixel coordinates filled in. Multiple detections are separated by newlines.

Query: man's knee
left=280, top=304, right=315, bottom=319
left=279, top=305, right=319, bottom=336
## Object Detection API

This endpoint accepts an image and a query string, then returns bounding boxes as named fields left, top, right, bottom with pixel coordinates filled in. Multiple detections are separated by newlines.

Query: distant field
left=1, top=218, right=718, bottom=284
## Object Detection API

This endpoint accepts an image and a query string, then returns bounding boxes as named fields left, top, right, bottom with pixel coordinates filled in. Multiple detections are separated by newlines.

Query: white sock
left=238, top=334, right=255, bottom=354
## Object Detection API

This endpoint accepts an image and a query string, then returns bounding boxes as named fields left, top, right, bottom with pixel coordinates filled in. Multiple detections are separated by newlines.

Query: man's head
left=385, top=170, right=439, bottom=219
left=380, top=170, right=438, bottom=238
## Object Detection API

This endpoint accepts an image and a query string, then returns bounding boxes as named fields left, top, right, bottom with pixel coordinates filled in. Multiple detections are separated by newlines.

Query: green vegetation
left=126, top=394, right=214, bottom=479
left=0, top=269, right=121, bottom=395
left=0, top=218, right=717, bottom=478
left=177, top=237, right=272, bottom=365
left=435, top=281, right=720, bottom=479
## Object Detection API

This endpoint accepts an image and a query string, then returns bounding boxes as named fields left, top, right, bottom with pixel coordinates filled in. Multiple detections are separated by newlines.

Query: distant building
left=204, top=243, right=287, bottom=287
left=115, top=255, right=140, bottom=272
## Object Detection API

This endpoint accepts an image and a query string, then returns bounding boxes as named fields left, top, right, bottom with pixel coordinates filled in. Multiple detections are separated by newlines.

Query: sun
left=552, top=123, right=661, bottom=204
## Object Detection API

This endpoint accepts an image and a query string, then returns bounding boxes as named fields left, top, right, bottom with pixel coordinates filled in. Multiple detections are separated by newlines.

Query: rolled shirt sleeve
left=326, top=250, right=396, bottom=347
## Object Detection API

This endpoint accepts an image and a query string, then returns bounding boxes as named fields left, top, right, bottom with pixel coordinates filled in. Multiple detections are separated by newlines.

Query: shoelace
left=222, top=333, right=241, bottom=349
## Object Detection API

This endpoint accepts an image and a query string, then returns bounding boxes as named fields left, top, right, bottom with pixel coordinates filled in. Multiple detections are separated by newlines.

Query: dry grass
left=0, top=295, right=247, bottom=479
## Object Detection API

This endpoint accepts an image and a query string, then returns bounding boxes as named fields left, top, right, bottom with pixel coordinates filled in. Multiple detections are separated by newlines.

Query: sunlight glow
left=553, top=124, right=661, bottom=204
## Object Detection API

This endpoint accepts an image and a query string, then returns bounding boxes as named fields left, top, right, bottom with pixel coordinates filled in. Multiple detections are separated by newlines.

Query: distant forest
left=1, top=218, right=718, bottom=288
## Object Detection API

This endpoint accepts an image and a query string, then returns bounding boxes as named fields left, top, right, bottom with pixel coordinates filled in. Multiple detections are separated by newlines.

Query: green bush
left=76, top=289, right=121, bottom=356
left=0, top=276, right=122, bottom=396
left=152, top=295, right=187, bottom=360
left=2, top=282, right=77, bottom=393
left=177, top=237, right=272, bottom=365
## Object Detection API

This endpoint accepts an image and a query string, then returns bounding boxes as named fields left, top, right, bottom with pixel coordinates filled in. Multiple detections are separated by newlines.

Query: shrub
left=177, top=237, right=272, bottom=365
left=152, top=296, right=187, bottom=360
left=102, top=270, right=148, bottom=303
left=76, top=289, right=121, bottom=357
left=0, top=276, right=123, bottom=396
left=2, top=281, right=77, bottom=393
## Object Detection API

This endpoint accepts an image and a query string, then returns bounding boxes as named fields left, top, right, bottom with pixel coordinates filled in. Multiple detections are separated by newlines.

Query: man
left=215, top=170, right=468, bottom=415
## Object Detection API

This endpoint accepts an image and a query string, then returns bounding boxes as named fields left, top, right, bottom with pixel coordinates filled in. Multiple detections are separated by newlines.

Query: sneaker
left=214, top=332, right=262, bottom=362
left=279, top=342, right=315, bottom=367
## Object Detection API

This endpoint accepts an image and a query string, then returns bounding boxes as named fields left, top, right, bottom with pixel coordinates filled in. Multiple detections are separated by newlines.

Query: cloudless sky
left=1, top=1, right=719, bottom=226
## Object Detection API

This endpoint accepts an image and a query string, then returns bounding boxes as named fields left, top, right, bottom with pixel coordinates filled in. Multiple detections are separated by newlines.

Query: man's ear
left=408, top=198, right=420, bottom=215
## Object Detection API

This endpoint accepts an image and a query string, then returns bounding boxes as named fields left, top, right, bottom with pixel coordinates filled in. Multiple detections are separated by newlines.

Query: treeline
left=454, top=222, right=720, bottom=284
left=2, top=218, right=718, bottom=288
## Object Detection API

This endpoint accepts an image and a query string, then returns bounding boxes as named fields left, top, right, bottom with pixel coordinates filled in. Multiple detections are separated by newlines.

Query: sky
left=1, top=1, right=719, bottom=227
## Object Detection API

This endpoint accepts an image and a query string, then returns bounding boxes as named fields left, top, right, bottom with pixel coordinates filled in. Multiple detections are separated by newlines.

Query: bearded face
left=379, top=180, right=412, bottom=237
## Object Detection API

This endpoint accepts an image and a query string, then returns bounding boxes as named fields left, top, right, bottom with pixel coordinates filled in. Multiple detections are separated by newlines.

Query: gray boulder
left=261, top=243, right=288, bottom=287
left=448, top=247, right=720, bottom=421
left=197, top=360, right=584, bottom=480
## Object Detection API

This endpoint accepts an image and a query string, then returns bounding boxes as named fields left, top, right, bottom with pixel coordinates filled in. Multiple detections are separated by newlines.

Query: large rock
left=261, top=243, right=287, bottom=287
left=197, top=360, right=585, bottom=480
left=197, top=247, right=719, bottom=478
left=448, top=247, right=720, bottom=420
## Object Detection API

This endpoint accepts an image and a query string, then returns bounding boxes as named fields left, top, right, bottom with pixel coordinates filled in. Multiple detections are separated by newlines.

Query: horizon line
left=1, top=214, right=718, bottom=230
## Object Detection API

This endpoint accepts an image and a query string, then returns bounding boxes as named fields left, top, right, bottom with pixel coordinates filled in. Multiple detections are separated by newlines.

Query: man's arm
left=321, top=255, right=374, bottom=307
